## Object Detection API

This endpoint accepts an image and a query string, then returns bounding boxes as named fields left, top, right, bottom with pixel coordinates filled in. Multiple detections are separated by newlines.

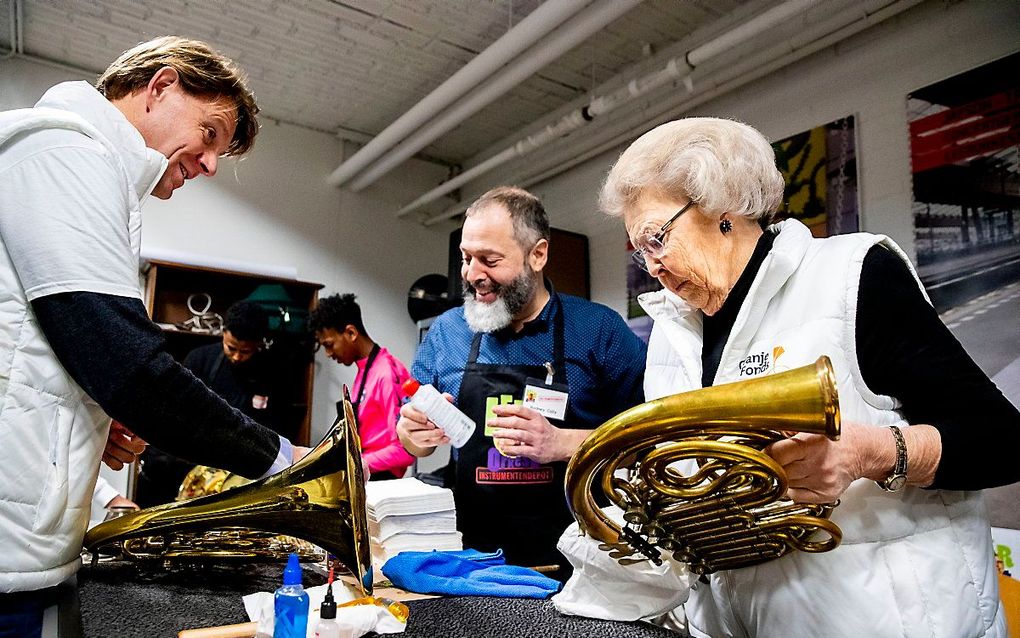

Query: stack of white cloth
left=364, top=478, right=462, bottom=566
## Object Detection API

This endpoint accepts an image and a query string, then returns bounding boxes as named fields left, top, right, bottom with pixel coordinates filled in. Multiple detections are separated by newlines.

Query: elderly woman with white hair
left=598, top=117, right=1020, bottom=637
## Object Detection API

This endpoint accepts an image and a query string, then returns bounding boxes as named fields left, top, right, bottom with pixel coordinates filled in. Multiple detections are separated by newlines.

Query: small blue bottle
left=274, top=553, right=309, bottom=638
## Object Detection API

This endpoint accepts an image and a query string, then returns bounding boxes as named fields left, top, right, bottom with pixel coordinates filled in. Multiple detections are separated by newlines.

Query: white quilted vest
left=0, top=85, right=162, bottom=592
left=640, top=219, right=1002, bottom=637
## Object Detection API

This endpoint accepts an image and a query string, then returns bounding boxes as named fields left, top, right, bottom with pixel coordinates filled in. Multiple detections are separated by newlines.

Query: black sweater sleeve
left=32, top=291, right=281, bottom=479
left=856, top=245, right=1020, bottom=490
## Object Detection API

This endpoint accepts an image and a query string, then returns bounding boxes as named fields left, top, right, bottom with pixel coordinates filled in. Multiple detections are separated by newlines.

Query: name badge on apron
left=522, top=373, right=569, bottom=421
left=251, top=394, right=269, bottom=410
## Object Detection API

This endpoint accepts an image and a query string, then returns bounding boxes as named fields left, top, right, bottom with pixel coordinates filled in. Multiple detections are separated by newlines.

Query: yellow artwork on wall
left=773, top=126, right=827, bottom=236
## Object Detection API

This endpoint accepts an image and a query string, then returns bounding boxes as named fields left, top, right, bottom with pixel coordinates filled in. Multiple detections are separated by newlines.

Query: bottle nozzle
left=400, top=378, right=421, bottom=397
left=282, top=552, right=302, bottom=585
left=321, top=570, right=337, bottom=619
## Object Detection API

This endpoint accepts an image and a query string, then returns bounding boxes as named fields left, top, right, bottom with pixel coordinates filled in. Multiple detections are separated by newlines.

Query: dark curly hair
left=223, top=300, right=268, bottom=341
left=309, top=293, right=367, bottom=336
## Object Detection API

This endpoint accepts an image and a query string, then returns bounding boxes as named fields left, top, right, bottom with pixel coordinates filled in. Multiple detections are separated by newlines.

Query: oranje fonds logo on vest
left=737, top=346, right=786, bottom=376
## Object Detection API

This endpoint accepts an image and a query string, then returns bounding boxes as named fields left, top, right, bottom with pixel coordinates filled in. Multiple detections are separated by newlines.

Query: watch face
left=887, top=475, right=907, bottom=492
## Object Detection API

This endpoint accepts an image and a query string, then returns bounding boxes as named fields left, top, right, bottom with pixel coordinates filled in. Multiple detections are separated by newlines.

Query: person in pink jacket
left=311, top=294, right=414, bottom=480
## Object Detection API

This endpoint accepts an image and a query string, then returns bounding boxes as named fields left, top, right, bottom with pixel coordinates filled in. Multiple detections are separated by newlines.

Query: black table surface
left=78, top=560, right=678, bottom=637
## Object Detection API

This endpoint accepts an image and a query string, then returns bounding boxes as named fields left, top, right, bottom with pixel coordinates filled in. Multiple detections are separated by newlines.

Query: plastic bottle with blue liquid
left=274, top=553, right=309, bottom=638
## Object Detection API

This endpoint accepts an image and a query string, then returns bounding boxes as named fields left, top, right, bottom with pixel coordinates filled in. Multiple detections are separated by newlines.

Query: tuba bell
left=566, top=356, right=842, bottom=575
left=84, top=391, right=373, bottom=593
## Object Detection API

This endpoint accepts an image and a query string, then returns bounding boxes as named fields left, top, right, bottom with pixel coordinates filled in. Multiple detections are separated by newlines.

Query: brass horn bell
left=83, top=392, right=373, bottom=593
left=566, top=356, right=842, bottom=575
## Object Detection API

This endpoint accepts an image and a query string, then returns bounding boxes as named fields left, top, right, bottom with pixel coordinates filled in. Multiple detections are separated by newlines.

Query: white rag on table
left=243, top=580, right=406, bottom=638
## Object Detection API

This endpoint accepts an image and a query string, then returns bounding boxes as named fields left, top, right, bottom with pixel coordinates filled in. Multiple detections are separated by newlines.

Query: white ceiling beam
left=347, top=0, right=643, bottom=193
left=325, top=0, right=594, bottom=188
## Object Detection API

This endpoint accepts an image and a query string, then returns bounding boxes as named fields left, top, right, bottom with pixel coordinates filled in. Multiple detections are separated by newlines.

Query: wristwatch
left=877, top=425, right=908, bottom=492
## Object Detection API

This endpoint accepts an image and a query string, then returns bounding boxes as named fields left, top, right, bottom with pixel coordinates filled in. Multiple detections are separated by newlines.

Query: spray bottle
left=274, top=553, right=309, bottom=638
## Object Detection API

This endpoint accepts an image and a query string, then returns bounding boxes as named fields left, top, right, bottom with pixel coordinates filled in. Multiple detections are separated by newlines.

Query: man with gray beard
left=397, top=186, right=646, bottom=581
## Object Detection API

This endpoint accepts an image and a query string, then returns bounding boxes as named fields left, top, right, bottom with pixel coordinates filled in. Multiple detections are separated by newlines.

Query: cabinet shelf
left=155, top=323, right=221, bottom=336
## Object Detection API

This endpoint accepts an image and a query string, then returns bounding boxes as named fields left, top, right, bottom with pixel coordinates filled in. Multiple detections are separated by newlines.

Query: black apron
left=454, top=294, right=577, bottom=576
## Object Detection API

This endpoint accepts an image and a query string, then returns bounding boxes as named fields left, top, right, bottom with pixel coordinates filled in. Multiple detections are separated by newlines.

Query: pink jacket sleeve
left=356, top=350, right=415, bottom=476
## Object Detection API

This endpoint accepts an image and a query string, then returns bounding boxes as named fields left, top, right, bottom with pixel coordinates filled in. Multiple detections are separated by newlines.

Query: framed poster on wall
left=907, top=54, right=1020, bottom=555
left=907, top=52, right=1020, bottom=311
left=771, top=114, right=859, bottom=237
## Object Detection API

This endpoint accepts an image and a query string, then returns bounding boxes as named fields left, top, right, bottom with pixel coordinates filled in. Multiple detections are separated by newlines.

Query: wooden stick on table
left=177, top=621, right=257, bottom=638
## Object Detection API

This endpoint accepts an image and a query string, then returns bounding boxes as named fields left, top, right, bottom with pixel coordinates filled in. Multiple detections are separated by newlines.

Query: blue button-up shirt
left=412, top=291, right=647, bottom=431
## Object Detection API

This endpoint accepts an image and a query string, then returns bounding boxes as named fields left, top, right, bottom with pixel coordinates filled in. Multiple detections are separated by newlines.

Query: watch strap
left=877, top=425, right=908, bottom=492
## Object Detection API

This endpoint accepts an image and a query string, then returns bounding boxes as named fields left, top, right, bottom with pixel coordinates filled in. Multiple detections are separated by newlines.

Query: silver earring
left=719, top=219, right=733, bottom=234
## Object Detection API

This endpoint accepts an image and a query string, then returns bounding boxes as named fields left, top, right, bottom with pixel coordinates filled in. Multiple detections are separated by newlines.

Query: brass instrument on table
left=566, top=356, right=842, bottom=575
left=177, top=464, right=250, bottom=500
left=84, top=391, right=373, bottom=593
left=142, top=463, right=322, bottom=562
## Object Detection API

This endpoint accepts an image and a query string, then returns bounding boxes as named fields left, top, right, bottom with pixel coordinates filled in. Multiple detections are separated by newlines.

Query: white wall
left=0, top=55, right=455, bottom=445
left=525, top=0, right=1020, bottom=318
left=2, top=57, right=96, bottom=108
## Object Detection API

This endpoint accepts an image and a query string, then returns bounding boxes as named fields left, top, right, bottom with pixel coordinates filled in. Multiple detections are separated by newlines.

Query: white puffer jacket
left=0, top=82, right=165, bottom=592
left=640, top=219, right=1003, bottom=637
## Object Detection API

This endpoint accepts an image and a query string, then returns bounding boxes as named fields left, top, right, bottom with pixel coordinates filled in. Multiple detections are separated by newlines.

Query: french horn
left=84, top=392, right=373, bottom=593
left=566, top=356, right=842, bottom=575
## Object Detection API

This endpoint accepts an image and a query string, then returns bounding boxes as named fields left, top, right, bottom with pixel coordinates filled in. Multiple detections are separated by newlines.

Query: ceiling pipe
left=15, top=0, right=22, bottom=54
left=420, top=0, right=923, bottom=226
left=397, top=0, right=823, bottom=220
left=349, top=0, right=643, bottom=193
left=512, top=0, right=924, bottom=189
left=325, top=0, right=593, bottom=188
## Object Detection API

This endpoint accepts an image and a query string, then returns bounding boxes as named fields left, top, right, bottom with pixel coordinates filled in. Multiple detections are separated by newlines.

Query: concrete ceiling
left=0, top=0, right=751, bottom=163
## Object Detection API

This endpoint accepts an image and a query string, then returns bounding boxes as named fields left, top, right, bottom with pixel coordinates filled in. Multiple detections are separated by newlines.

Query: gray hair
left=599, top=117, right=785, bottom=223
left=465, top=186, right=551, bottom=252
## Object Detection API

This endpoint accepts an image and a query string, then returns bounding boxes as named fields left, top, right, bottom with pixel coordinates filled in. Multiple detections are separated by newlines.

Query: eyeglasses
left=630, top=199, right=696, bottom=272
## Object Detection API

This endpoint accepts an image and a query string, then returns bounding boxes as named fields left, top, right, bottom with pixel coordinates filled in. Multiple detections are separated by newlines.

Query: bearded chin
left=463, top=270, right=537, bottom=333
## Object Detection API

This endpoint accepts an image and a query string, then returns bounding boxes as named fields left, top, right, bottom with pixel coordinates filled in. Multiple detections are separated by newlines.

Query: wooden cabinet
left=142, top=259, right=323, bottom=446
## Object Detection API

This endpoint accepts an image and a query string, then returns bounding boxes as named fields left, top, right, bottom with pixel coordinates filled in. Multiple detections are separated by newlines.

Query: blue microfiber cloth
left=441, top=548, right=507, bottom=566
left=382, top=549, right=562, bottom=599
